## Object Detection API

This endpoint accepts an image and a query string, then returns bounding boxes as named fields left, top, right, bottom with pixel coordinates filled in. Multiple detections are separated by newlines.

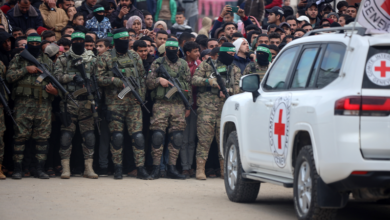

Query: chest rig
left=62, top=54, right=95, bottom=94
left=151, top=57, right=190, bottom=101
left=13, top=54, right=51, bottom=103
left=199, top=61, right=233, bottom=95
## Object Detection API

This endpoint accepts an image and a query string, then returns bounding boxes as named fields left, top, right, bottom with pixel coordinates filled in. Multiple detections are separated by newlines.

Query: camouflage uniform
left=6, top=53, right=54, bottom=164
left=242, top=61, right=269, bottom=81
left=191, top=59, right=241, bottom=161
left=0, top=61, right=6, bottom=166
left=96, top=50, right=146, bottom=167
left=146, top=57, right=192, bottom=166
left=54, top=52, right=97, bottom=160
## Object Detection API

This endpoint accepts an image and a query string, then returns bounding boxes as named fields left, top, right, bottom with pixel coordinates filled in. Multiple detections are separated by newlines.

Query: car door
left=246, top=46, right=301, bottom=171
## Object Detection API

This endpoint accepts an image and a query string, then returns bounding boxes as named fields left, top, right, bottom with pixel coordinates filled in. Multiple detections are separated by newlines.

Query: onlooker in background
left=95, top=38, right=109, bottom=55
left=170, top=11, right=192, bottom=38
left=134, top=40, right=154, bottom=72
left=244, top=24, right=260, bottom=34
left=283, top=0, right=290, bottom=7
left=247, top=30, right=260, bottom=47
left=77, top=0, right=97, bottom=19
left=180, top=0, right=198, bottom=31
left=275, top=27, right=285, bottom=40
left=327, top=12, right=339, bottom=23
left=65, top=6, right=77, bottom=24
left=143, top=11, right=154, bottom=31
left=39, top=0, right=69, bottom=41
left=126, top=15, right=145, bottom=37
left=210, top=46, right=219, bottom=60
left=338, top=14, right=351, bottom=27
left=285, top=16, right=298, bottom=34
left=305, top=3, right=320, bottom=27
left=15, top=36, right=26, bottom=48
left=57, top=37, right=71, bottom=51
left=0, top=9, right=12, bottom=33
left=85, top=4, right=112, bottom=39
left=37, top=26, right=48, bottom=35
left=110, top=0, right=145, bottom=29
left=284, top=34, right=293, bottom=43
left=181, top=40, right=200, bottom=178
left=25, top=27, right=37, bottom=36
left=198, top=17, right=212, bottom=37
left=42, top=30, right=56, bottom=43
left=84, top=35, right=95, bottom=51
left=61, top=25, right=74, bottom=35
left=222, top=22, right=237, bottom=42
left=153, top=20, right=167, bottom=31
left=207, top=38, right=218, bottom=50
left=154, top=30, right=168, bottom=58
left=140, top=36, right=155, bottom=55
left=268, top=44, right=279, bottom=62
left=41, top=40, right=50, bottom=51
left=257, top=34, right=270, bottom=46
left=1, top=0, right=17, bottom=14
left=297, top=15, right=310, bottom=28
left=244, top=0, right=265, bottom=23
left=302, top=23, right=313, bottom=33
left=71, top=12, right=84, bottom=26
left=232, top=38, right=250, bottom=74
left=7, top=0, right=44, bottom=33
left=178, top=32, right=194, bottom=58
left=269, top=32, right=281, bottom=47
left=86, top=31, right=97, bottom=42
left=346, top=5, right=357, bottom=18
left=12, top=27, right=23, bottom=38
left=337, top=1, right=348, bottom=16
left=266, top=6, right=284, bottom=26
left=154, top=0, right=176, bottom=29
left=282, top=6, right=294, bottom=21
left=294, top=28, right=306, bottom=38
left=44, top=43, right=60, bottom=63
left=231, top=32, right=243, bottom=42
left=279, top=22, right=291, bottom=35
left=57, top=0, right=75, bottom=11
left=320, top=3, right=333, bottom=19
left=200, top=48, right=210, bottom=61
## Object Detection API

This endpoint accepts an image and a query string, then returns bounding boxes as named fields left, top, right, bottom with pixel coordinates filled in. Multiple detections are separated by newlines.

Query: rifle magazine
left=165, top=87, right=178, bottom=99
left=118, top=87, right=131, bottom=99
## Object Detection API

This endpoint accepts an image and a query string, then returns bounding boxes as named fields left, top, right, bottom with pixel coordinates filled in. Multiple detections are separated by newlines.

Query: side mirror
left=240, top=74, right=260, bottom=102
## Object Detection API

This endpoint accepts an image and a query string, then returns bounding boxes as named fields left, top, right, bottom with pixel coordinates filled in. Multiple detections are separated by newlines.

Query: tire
left=293, top=145, right=337, bottom=220
left=224, top=131, right=260, bottom=203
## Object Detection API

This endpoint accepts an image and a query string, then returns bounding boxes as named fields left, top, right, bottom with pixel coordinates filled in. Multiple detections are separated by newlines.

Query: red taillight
left=351, top=171, right=368, bottom=175
left=335, top=96, right=390, bottom=116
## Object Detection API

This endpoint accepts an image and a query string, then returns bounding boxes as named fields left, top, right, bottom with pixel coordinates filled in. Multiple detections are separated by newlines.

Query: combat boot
left=0, top=164, right=6, bottom=179
left=84, top=159, right=98, bottom=179
left=35, top=161, right=49, bottom=179
left=114, top=164, right=123, bottom=179
left=220, top=160, right=225, bottom=179
left=196, top=158, right=206, bottom=180
left=167, top=165, right=186, bottom=179
left=12, top=162, right=22, bottom=179
left=61, top=159, right=70, bottom=179
left=149, top=165, right=160, bottom=180
left=136, top=166, right=152, bottom=180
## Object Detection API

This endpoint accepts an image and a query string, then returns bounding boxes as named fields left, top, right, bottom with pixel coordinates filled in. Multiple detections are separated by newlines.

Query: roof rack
left=303, top=26, right=367, bottom=37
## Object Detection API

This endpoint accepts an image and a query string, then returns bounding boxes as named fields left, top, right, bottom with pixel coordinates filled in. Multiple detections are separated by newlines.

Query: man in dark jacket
left=232, top=38, right=251, bottom=74
left=77, top=0, right=97, bottom=19
left=109, top=0, right=145, bottom=29
left=7, top=0, right=43, bottom=33
left=0, top=31, right=15, bottom=68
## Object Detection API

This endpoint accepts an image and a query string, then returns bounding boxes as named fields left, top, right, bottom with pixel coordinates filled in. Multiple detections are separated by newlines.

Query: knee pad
left=169, top=131, right=183, bottom=150
left=60, top=131, right=74, bottom=149
left=82, top=130, right=95, bottom=149
left=132, top=132, right=145, bottom=150
left=111, top=132, right=123, bottom=150
left=151, top=130, right=165, bottom=149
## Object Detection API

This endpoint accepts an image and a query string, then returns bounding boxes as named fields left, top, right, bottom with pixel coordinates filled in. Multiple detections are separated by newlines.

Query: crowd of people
left=0, top=0, right=359, bottom=180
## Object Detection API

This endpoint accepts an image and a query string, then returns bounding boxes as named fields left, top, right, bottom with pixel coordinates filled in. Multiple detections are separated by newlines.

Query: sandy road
left=0, top=177, right=389, bottom=220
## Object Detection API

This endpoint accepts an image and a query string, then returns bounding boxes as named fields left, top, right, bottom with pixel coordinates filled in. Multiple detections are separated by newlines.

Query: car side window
left=316, top=44, right=346, bottom=88
left=291, top=47, right=320, bottom=89
left=264, top=46, right=299, bottom=91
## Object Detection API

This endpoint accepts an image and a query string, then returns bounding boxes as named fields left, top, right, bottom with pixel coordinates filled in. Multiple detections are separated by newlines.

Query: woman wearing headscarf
left=126, top=15, right=152, bottom=39
left=153, top=20, right=168, bottom=31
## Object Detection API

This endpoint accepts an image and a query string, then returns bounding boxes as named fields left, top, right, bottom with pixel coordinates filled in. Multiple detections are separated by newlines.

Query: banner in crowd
left=357, top=0, right=390, bottom=33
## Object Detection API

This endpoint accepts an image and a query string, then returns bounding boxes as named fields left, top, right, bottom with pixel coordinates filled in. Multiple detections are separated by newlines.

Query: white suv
left=220, top=27, right=390, bottom=219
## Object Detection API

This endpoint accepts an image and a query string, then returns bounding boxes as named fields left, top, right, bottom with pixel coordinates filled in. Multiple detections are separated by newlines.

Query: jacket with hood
left=0, top=31, right=14, bottom=68
left=109, top=4, right=145, bottom=29
left=39, top=3, right=68, bottom=41
left=154, top=0, right=176, bottom=25
left=7, top=4, right=43, bottom=33
left=198, top=16, right=211, bottom=37
left=0, top=10, right=12, bottom=33
left=244, top=0, right=265, bottom=25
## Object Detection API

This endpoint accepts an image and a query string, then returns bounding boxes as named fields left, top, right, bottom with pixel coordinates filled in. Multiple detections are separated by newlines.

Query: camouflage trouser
left=59, top=100, right=95, bottom=159
left=195, top=106, right=223, bottom=161
left=13, top=99, right=52, bottom=163
left=150, top=100, right=186, bottom=166
left=0, top=107, right=5, bottom=164
left=107, top=104, right=144, bottom=166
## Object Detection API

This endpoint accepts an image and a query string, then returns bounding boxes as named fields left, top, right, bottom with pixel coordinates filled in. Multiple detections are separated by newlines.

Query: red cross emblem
left=375, top=61, right=390, bottom=77
left=382, top=0, right=390, bottom=16
left=274, top=109, right=285, bottom=150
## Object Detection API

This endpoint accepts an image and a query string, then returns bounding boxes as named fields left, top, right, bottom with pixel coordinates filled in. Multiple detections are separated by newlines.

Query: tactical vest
left=109, top=49, right=142, bottom=96
left=151, top=57, right=190, bottom=101
left=13, top=54, right=51, bottom=103
left=61, top=53, right=95, bottom=94
left=250, top=62, right=267, bottom=81
left=198, top=62, right=234, bottom=95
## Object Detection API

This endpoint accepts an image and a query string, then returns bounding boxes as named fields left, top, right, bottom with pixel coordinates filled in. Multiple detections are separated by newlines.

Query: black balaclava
left=113, top=28, right=129, bottom=54
left=256, top=44, right=271, bottom=67
left=218, top=42, right=235, bottom=66
left=27, top=33, right=42, bottom=58
left=71, top=32, right=85, bottom=55
left=93, top=5, right=105, bottom=22
left=165, top=38, right=179, bottom=63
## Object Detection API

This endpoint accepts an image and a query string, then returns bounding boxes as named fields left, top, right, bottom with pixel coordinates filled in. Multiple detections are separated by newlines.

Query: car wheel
left=294, top=145, right=337, bottom=220
left=224, top=131, right=260, bottom=203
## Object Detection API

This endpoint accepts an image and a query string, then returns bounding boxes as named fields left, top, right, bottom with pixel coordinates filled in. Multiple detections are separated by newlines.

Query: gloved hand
left=256, top=52, right=270, bottom=66
left=73, top=75, right=84, bottom=85
left=112, top=77, right=124, bottom=88
left=208, top=78, right=219, bottom=88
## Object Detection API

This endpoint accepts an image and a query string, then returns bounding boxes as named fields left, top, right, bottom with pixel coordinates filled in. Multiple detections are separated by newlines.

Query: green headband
left=165, top=41, right=178, bottom=47
left=257, top=46, right=272, bottom=63
left=93, top=7, right=104, bottom=12
left=219, top=46, right=236, bottom=52
left=113, top=32, right=129, bottom=39
left=71, top=32, right=85, bottom=39
left=27, top=36, right=41, bottom=42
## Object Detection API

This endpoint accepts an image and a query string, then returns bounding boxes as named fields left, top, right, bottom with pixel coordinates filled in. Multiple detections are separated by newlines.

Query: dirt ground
left=0, top=177, right=389, bottom=220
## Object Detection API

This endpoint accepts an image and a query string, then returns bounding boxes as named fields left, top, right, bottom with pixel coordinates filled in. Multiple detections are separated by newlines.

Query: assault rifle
left=206, top=57, right=230, bottom=99
left=156, top=62, right=196, bottom=116
left=73, top=58, right=101, bottom=134
left=112, top=64, right=150, bottom=113
left=0, top=76, right=18, bottom=127
left=19, top=49, right=78, bottom=107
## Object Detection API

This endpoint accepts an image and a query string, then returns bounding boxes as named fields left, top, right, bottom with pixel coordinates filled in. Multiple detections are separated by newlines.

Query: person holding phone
left=109, top=0, right=145, bottom=29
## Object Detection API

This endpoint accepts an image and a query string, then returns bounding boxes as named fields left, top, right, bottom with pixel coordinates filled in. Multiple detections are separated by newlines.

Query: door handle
left=265, top=102, right=274, bottom=107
